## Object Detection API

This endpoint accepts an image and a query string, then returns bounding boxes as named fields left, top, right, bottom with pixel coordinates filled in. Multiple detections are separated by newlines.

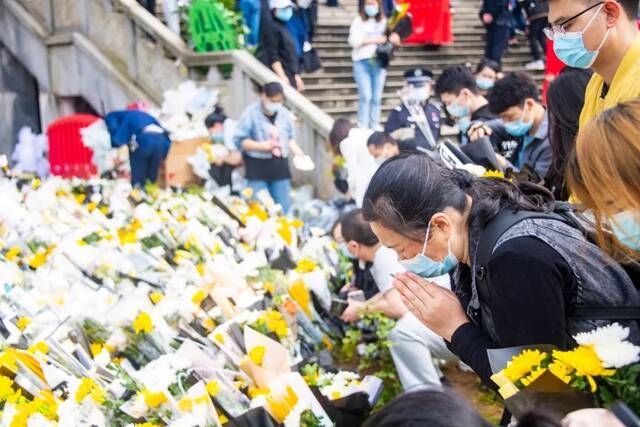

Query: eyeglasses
left=543, top=1, right=604, bottom=40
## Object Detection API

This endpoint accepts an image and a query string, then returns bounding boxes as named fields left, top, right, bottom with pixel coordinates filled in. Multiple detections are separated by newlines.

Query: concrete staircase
left=305, top=0, right=544, bottom=122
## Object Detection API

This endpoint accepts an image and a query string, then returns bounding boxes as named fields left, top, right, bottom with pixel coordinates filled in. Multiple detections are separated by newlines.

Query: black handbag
left=375, top=42, right=395, bottom=68
left=303, top=44, right=322, bottom=73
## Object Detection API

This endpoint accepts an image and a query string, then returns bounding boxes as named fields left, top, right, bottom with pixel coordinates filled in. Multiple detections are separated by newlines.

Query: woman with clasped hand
left=361, top=154, right=640, bottom=388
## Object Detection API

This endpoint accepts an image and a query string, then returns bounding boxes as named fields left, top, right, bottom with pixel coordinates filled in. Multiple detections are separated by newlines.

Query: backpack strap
left=476, top=208, right=640, bottom=321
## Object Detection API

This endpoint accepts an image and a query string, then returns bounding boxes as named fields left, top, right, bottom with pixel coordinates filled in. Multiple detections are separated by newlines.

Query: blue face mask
left=611, top=210, right=640, bottom=251
left=211, top=133, right=224, bottom=144
left=275, top=7, right=293, bottom=22
left=553, top=4, right=610, bottom=69
left=339, top=242, right=357, bottom=260
left=504, top=106, right=534, bottom=137
left=457, top=117, right=471, bottom=134
left=476, top=78, right=494, bottom=91
left=400, top=222, right=458, bottom=278
left=446, top=94, right=470, bottom=118
left=364, top=4, right=379, bottom=17
left=264, top=101, right=282, bottom=115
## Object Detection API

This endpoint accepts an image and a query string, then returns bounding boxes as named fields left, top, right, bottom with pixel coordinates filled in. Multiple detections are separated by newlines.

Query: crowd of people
left=48, top=0, right=640, bottom=424
left=319, top=0, right=640, bottom=425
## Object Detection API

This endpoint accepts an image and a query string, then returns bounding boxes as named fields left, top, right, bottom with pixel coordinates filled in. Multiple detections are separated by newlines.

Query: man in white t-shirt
left=328, top=119, right=379, bottom=207
left=338, top=209, right=457, bottom=389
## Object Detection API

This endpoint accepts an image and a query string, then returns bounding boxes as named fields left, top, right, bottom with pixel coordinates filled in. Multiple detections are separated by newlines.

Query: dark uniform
left=385, top=68, right=441, bottom=151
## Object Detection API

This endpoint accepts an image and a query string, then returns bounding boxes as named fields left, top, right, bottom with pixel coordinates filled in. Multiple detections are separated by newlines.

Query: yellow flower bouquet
left=490, top=323, right=640, bottom=416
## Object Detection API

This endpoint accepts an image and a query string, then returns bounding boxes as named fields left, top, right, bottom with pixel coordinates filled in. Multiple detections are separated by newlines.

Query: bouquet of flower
left=490, top=323, right=640, bottom=417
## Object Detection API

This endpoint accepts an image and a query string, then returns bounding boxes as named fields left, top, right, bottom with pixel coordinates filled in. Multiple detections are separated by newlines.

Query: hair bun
left=453, top=169, right=475, bottom=190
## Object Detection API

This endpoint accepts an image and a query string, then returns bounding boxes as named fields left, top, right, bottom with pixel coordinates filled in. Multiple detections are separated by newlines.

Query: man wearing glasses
left=547, top=0, right=640, bottom=128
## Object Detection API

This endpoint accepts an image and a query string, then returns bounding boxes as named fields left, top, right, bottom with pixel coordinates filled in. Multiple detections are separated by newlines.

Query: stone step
left=316, top=45, right=533, bottom=59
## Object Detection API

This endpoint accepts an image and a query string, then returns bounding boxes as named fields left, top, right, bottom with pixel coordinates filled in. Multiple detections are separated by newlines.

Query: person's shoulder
left=351, top=15, right=364, bottom=25
left=426, top=102, right=441, bottom=113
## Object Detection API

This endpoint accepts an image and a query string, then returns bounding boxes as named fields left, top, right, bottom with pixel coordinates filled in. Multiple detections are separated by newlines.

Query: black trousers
left=529, top=18, right=548, bottom=61
left=484, top=24, right=511, bottom=65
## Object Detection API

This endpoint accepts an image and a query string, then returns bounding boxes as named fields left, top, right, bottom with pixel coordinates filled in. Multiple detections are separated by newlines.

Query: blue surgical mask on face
left=611, top=210, right=640, bottom=251
left=211, top=133, right=224, bottom=144
left=399, top=222, right=459, bottom=278
left=264, top=101, right=282, bottom=115
left=275, top=7, right=293, bottom=22
left=446, top=94, right=470, bottom=118
left=553, top=4, right=610, bottom=69
left=339, top=242, right=357, bottom=260
left=504, top=106, right=534, bottom=137
left=364, top=4, right=379, bottom=17
left=476, top=78, right=494, bottom=91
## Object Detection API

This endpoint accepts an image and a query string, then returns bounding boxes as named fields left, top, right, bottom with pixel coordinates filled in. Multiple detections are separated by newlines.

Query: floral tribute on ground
left=0, top=172, right=382, bottom=427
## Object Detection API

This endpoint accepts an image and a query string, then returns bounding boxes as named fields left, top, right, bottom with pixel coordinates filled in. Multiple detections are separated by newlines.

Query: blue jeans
left=246, top=178, right=292, bottom=213
left=353, top=58, right=387, bottom=129
left=239, top=0, right=261, bottom=47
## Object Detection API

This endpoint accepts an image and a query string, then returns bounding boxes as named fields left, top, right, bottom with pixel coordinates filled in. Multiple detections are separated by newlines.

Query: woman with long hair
left=545, top=68, right=593, bottom=200
left=362, top=154, right=639, bottom=387
left=348, top=0, right=399, bottom=129
left=568, top=99, right=640, bottom=262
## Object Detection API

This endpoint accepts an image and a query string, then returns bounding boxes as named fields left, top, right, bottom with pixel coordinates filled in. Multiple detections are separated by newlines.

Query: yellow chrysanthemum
left=0, top=376, right=14, bottom=400
left=483, top=170, right=506, bottom=179
left=75, top=377, right=106, bottom=405
left=133, top=311, right=153, bottom=334
left=192, top=289, right=207, bottom=305
left=202, top=317, right=216, bottom=332
left=249, top=346, right=266, bottom=366
left=149, top=292, right=164, bottom=304
left=520, top=367, right=546, bottom=387
left=289, top=281, right=311, bottom=317
left=178, top=396, right=194, bottom=412
left=502, top=349, right=548, bottom=383
left=331, top=391, right=342, bottom=400
left=219, top=414, right=229, bottom=424
left=90, top=343, right=104, bottom=358
left=16, top=317, right=31, bottom=331
left=5, top=246, right=20, bottom=262
left=196, top=263, right=206, bottom=277
left=27, top=342, right=49, bottom=355
left=548, top=360, right=573, bottom=384
left=267, top=386, right=299, bottom=423
left=206, top=380, right=220, bottom=398
left=28, top=247, right=53, bottom=269
left=135, top=423, right=161, bottom=427
left=214, top=333, right=225, bottom=344
left=552, top=346, right=615, bottom=392
left=142, top=389, right=168, bottom=408
left=264, top=281, right=275, bottom=295
left=275, top=323, right=288, bottom=338
left=248, top=386, right=270, bottom=399
left=294, top=258, right=317, bottom=274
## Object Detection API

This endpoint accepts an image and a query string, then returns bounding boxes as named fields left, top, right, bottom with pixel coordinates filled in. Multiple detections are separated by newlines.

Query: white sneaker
left=525, top=60, right=545, bottom=71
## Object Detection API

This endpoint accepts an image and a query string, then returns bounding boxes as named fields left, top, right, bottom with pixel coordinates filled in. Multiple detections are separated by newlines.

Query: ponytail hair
left=361, top=154, right=554, bottom=240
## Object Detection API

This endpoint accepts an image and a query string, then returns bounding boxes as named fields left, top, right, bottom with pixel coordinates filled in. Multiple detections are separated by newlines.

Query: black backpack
left=475, top=204, right=640, bottom=321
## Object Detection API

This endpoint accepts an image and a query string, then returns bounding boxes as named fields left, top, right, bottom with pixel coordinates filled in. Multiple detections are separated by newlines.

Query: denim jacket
left=232, top=102, right=295, bottom=159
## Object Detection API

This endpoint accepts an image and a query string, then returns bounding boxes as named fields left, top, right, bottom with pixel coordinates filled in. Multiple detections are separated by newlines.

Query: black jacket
left=480, top=0, right=512, bottom=26
left=260, top=17, right=300, bottom=86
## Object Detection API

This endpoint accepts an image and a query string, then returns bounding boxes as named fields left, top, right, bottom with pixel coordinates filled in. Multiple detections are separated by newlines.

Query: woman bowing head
left=361, top=154, right=640, bottom=388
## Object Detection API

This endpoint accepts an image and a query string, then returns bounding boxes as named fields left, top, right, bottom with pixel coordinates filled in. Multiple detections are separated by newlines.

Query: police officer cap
left=404, top=68, right=433, bottom=86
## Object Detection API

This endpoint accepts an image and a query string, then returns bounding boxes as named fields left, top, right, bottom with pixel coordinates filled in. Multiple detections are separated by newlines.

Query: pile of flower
left=0, top=173, right=379, bottom=426
left=491, top=323, right=640, bottom=413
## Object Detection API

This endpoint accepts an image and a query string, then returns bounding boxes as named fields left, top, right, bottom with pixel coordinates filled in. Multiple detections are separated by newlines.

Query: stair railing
left=11, top=0, right=335, bottom=198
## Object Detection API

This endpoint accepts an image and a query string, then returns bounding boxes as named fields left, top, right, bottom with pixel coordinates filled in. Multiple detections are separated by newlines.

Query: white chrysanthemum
left=594, top=340, right=640, bottom=368
left=27, top=413, right=55, bottom=427
left=574, top=323, right=630, bottom=347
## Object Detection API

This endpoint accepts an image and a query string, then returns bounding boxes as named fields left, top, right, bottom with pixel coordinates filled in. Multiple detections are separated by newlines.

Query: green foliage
left=338, top=313, right=402, bottom=410
left=300, top=408, right=326, bottom=427
left=597, top=363, right=640, bottom=413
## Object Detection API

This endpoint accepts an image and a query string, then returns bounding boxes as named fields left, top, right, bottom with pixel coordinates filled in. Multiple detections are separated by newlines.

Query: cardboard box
left=158, top=137, right=208, bottom=188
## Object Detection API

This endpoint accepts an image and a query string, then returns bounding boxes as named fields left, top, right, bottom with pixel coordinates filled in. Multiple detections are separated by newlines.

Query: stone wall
left=0, top=43, right=41, bottom=155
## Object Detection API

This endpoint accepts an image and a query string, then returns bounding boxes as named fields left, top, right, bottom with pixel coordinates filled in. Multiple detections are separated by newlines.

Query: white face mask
left=407, top=86, right=431, bottom=104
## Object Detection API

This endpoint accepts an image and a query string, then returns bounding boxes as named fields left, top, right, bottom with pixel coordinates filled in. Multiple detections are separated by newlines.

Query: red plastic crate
left=47, top=114, right=100, bottom=179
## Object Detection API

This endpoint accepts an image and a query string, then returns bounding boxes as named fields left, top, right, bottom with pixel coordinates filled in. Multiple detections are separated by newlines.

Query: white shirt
left=370, top=246, right=405, bottom=293
left=339, top=128, right=378, bottom=207
left=348, top=16, right=387, bottom=62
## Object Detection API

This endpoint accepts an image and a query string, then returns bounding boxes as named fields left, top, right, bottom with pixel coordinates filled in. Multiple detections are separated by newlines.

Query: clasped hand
left=392, top=272, right=469, bottom=341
